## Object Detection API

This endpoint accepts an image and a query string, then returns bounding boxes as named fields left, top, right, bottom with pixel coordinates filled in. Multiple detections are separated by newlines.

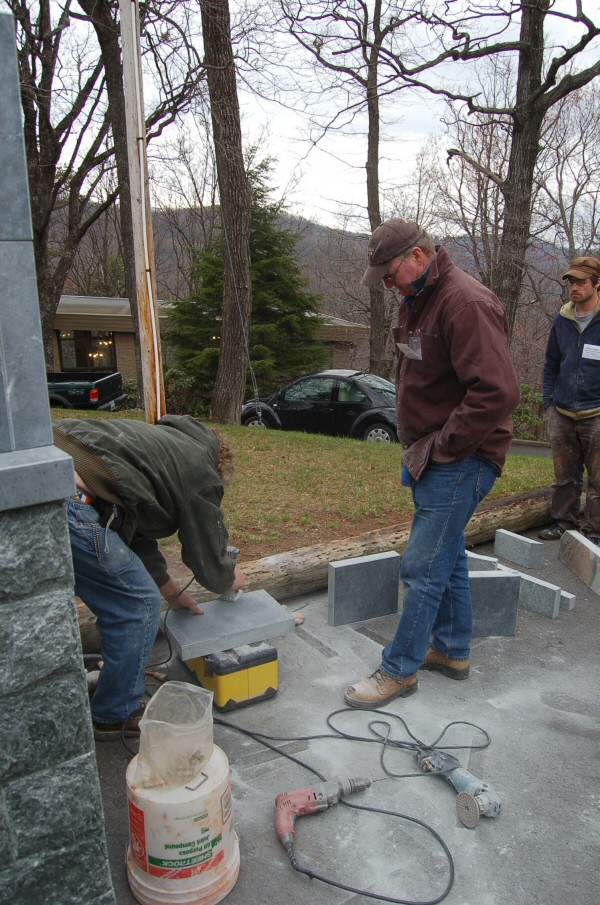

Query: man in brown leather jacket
left=345, top=218, right=520, bottom=708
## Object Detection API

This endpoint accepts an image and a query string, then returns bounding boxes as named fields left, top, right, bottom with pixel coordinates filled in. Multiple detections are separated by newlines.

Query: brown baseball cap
left=361, top=218, right=423, bottom=287
left=563, top=256, right=600, bottom=280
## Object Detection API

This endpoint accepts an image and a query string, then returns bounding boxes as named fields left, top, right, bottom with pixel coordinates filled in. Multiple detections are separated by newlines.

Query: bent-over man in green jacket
left=54, top=415, right=244, bottom=740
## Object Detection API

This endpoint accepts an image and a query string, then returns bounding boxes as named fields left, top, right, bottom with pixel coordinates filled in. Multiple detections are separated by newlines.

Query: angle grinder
left=417, top=749, right=501, bottom=828
left=219, top=545, right=243, bottom=601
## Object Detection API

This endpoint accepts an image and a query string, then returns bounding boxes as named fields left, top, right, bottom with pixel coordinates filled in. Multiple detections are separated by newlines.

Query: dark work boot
left=538, top=524, right=565, bottom=540
left=421, top=647, right=469, bottom=680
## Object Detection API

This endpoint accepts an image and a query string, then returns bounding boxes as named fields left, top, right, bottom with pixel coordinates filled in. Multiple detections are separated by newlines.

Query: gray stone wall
left=0, top=505, right=116, bottom=905
left=0, top=13, right=116, bottom=904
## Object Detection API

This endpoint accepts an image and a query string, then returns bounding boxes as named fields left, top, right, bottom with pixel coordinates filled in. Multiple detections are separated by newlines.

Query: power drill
left=417, top=749, right=501, bottom=828
left=275, top=777, right=371, bottom=863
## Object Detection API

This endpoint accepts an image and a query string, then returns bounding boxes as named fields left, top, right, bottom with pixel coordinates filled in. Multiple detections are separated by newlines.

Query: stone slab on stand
left=161, top=589, right=295, bottom=661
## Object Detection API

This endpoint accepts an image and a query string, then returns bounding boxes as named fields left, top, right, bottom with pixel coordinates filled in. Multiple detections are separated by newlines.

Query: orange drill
left=275, top=777, right=372, bottom=863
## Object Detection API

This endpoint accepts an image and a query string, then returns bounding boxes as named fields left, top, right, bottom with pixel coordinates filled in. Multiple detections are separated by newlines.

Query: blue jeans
left=67, top=498, right=162, bottom=724
left=381, top=456, right=497, bottom=679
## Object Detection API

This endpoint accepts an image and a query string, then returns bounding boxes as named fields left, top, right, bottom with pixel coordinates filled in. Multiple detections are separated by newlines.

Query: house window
left=57, top=330, right=116, bottom=371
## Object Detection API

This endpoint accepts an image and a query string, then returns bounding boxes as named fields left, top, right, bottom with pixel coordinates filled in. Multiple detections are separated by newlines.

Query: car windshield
left=359, top=373, right=396, bottom=402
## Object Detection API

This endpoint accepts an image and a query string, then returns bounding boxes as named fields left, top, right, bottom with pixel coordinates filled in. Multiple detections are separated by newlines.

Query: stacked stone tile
left=326, top=527, right=581, bottom=632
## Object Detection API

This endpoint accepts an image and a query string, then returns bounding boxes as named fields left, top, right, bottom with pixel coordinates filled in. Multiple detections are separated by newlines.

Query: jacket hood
left=560, top=301, right=577, bottom=320
left=157, top=415, right=220, bottom=470
left=559, top=299, right=600, bottom=322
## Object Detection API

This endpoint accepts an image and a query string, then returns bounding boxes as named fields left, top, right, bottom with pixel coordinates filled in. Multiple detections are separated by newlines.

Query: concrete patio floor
left=95, top=530, right=599, bottom=905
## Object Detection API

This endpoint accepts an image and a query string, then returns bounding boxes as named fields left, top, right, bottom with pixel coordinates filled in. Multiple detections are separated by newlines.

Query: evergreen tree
left=166, top=165, right=327, bottom=400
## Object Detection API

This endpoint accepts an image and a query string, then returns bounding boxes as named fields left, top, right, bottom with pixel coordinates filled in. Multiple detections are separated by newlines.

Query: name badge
left=582, top=344, right=600, bottom=361
left=396, top=335, right=422, bottom=360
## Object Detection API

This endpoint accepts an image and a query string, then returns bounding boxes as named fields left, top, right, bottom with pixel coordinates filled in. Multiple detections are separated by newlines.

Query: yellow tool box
left=186, top=641, right=278, bottom=711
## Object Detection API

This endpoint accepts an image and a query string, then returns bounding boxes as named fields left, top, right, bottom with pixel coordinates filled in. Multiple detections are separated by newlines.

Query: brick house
left=52, top=295, right=369, bottom=380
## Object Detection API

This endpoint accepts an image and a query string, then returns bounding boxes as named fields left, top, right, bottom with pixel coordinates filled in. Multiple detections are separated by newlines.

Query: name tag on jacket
left=582, top=344, right=600, bottom=361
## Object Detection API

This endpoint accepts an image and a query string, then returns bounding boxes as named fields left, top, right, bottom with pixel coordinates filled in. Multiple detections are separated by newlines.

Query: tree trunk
left=366, top=0, right=387, bottom=376
left=200, top=0, right=252, bottom=424
left=493, top=0, right=548, bottom=338
left=36, top=245, right=61, bottom=368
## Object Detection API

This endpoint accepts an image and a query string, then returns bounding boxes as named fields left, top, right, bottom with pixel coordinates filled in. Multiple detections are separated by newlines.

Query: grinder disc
left=456, top=792, right=481, bottom=828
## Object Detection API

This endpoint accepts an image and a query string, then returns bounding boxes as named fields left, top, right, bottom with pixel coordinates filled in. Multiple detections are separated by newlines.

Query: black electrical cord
left=288, top=798, right=455, bottom=905
left=213, top=708, right=495, bottom=905
left=326, top=709, right=491, bottom=780
left=146, top=574, right=196, bottom=670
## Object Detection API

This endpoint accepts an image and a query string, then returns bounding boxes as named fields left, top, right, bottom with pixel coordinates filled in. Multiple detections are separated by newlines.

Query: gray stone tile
left=558, top=530, right=600, bottom=597
left=0, top=242, right=52, bottom=453
left=327, top=551, right=401, bottom=626
left=161, top=589, right=296, bottom=660
left=0, top=446, right=74, bottom=512
left=560, top=590, right=576, bottom=611
left=518, top=574, right=561, bottom=619
left=467, top=550, right=499, bottom=571
left=494, top=528, right=544, bottom=569
left=470, top=571, right=520, bottom=637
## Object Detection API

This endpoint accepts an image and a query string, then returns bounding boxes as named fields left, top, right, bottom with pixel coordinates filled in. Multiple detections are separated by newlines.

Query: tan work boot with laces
left=344, top=669, right=418, bottom=709
left=420, top=647, right=469, bottom=680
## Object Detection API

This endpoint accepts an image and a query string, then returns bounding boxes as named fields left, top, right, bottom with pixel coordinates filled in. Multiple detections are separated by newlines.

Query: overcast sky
left=238, top=82, right=443, bottom=230
left=229, top=0, right=599, bottom=231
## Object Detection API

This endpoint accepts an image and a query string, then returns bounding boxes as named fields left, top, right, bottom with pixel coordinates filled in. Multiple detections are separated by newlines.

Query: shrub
left=513, top=384, right=544, bottom=440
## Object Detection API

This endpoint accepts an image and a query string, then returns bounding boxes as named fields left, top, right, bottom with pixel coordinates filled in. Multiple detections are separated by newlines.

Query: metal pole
left=119, top=0, right=165, bottom=423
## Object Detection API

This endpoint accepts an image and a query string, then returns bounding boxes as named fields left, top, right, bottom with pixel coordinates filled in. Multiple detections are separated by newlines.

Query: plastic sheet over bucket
left=126, top=745, right=240, bottom=905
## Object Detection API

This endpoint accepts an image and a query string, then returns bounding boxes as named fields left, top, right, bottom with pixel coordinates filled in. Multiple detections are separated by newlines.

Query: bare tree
left=199, top=0, right=252, bottom=423
left=277, top=2, right=599, bottom=343
left=5, top=0, right=117, bottom=363
left=279, top=0, right=417, bottom=376
left=375, top=0, right=600, bottom=336
left=150, top=114, right=221, bottom=301
left=76, top=0, right=205, bottom=397
left=536, top=84, right=600, bottom=263
left=66, top=181, right=126, bottom=297
left=400, top=74, right=600, bottom=390
left=4, top=0, right=207, bottom=367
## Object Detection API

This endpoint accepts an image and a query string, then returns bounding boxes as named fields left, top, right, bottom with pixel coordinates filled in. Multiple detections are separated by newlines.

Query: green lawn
left=51, top=408, right=553, bottom=559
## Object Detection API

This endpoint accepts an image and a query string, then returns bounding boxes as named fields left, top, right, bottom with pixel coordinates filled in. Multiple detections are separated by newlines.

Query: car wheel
left=362, top=422, right=396, bottom=443
left=242, top=413, right=270, bottom=428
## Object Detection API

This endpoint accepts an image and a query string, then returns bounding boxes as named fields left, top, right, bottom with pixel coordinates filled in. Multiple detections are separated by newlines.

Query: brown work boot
left=421, top=647, right=469, bottom=680
left=92, top=702, right=147, bottom=741
left=344, top=669, right=418, bottom=709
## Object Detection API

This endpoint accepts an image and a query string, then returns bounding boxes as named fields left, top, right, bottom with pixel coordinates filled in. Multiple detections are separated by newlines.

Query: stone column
left=0, top=14, right=116, bottom=905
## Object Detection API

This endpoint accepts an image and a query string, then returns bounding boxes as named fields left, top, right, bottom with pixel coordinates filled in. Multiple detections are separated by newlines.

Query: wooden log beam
left=76, top=488, right=551, bottom=651
left=184, top=487, right=550, bottom=604
left=231, top=487, right=552, bottom=602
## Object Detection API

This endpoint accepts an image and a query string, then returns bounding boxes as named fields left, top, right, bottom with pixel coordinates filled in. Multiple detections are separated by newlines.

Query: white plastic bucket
left=126, top=744, right=240, bottom=905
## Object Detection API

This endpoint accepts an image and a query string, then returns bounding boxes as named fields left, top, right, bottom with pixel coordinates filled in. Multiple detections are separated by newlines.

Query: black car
left=241, top=369, right=398, bottom=442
